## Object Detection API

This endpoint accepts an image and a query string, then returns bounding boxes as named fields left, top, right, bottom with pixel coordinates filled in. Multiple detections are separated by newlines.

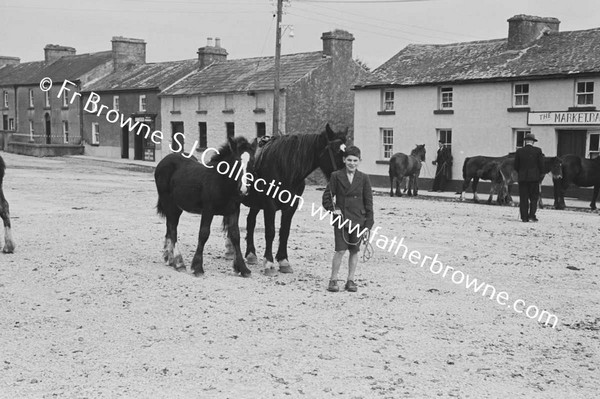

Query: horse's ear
left=325, top=123, right=335, bottom=140
left=227, top=136, right=236, bottom=152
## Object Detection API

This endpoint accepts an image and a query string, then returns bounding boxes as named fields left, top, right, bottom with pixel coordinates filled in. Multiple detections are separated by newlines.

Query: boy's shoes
left=345, top=280, right=358, bottom=292
left=327, top=280, right=339, bottom=292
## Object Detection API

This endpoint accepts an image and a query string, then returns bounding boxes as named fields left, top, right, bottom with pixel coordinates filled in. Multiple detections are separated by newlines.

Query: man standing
left=431, top=141, right=453, bottom=192
left=514, top=133, right=545, bottom=222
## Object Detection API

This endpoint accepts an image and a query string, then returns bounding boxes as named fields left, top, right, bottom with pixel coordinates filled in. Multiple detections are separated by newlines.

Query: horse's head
left=411, top=144, right=426, bottom=162
left=215, top=136, right=255, bottom=196
left=551, top=157, right=563, bottom=180
left=318, top=123, right=348, bottom=179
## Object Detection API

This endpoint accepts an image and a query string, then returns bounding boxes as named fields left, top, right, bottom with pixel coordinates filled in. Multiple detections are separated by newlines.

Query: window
left=29, top=89, right=34, bottom=108
left=2, top=115, right=7, bottom=130
left=514, top=129, right=530, bottom=150
left=513, top=83, right=529, bottom=107
left=256, top=122, right=266, bottom=137
left=588, top=132, right=600, bottom=159
left=29, top=120, right=34, bottom=140
left=381, top=128, right=393, bottom=159
left=3, top=91, right=7, bottom=108
left=172, top=97, right=181, bottom=112
left=9, top=118, right=14, bottom=131
left=437, top=129, right=452, bottom=149
left=255, top=93, right=266, bottom=110
left=226, top=122, right=235, bottom=138
left=44, top=90, right=50, bottom=107
left=198, top=122, right=207, bottom=149
left=62, top=121, right=69, bottom=143
left=139, top=94, right=147, bottom=112
left=63, top=91, right=69, bottom=107
left=224, top=94, right=234, bottom=110
left=576, top=81, right=594, bottom=105
left=440, top=87, right=453, bottom=109
left=92, top=122, right=100, bottom=144
left=197, top=95, right=206, bottom=111
left=382, top=89, right=394, bottom=111
left=113, top=95, right=119, bottom=111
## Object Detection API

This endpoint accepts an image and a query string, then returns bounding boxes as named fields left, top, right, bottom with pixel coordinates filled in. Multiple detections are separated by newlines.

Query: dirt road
left=0, top=152, right=598, bottom=398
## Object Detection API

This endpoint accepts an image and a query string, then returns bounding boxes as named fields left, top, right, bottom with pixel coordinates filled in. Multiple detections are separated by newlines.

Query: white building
left=354, top=15, right=600, bottom=194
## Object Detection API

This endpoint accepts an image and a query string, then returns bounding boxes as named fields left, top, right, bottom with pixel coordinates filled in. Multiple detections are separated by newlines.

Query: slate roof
left=161, top=51, right=329, bottom=96
left=0, top=51, right=113, bottom=86
left=83, top=59, right=199, bottom=92
left=356, top=27, right=600, bottom=89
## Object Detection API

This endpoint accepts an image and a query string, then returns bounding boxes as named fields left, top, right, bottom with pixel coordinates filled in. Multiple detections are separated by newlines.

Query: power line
left=295, top=0, right=432, bottom=3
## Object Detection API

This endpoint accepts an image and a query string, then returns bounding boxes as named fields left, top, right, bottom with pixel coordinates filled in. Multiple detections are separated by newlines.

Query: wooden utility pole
left=272, top=0, right=283, bottom=136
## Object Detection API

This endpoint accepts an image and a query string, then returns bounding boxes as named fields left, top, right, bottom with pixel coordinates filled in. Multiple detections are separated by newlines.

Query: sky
left=1, top=0, right=599, bottom=70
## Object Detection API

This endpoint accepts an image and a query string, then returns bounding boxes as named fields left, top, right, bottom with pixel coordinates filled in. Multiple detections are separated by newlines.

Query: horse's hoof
left=279, top=265, right=293, bottom=274
left=2, top=243, right=15, bottom=253
left=246, top=253, right=258, bottom=264
left=262, top=267, right=277, bottom=277
left=193, top=271, right=204, bottom=277
left=240, top=270, right=251, bottom=278
left=175, top=265, right=187, bottom=273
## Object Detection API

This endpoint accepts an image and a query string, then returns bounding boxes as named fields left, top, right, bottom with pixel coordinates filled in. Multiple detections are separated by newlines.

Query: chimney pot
left=111, top=36, right=146, bottom=71
left=207, top=37, right=214, bottom=47
left=215, top=38, right=221, bottom=48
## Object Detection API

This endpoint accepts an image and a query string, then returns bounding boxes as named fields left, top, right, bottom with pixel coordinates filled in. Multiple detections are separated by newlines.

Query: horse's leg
left=389, top=175, right=395, bottom=197
left=275, top=206, right=297, bottom=273
left=472, top=177, right=480, bottom=203
left=590, top=184, right=599, bottom=211
left=397, top=177, right=403, bottom=197
left=225, top=209, right=251, bottom=277
left=553, top=179, right=562, bottom=209
left=165, top=209, right=185, bottom=271
left=244, top=207, right=260, bottom=264
left=262, top=203, right=277, bottom=274
left=538, top=182, right=544, bottom=209
left=0, top=193, right=15, bottom=253
left=413, top=172, right=420, bottom=196
left=487, top=182, right=496, bottom=205
left=190, top=212, right=214, bottom=277
left=460, top=178, right=471, bottom=201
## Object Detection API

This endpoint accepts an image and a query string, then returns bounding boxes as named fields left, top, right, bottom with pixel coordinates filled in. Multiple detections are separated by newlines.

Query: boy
left=322, top=145, right=374, bottom=292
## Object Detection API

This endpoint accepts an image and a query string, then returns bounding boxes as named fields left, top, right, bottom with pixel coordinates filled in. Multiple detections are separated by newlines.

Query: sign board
left=528, top=111, right=600, bottom=125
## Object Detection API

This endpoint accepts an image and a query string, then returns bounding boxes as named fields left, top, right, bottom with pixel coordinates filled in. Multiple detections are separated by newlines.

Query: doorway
left=121, top=127, right=129, bottom=159
left=557, top=130, right=587, bottom=157
left=44, top=113, right=51, bottom=144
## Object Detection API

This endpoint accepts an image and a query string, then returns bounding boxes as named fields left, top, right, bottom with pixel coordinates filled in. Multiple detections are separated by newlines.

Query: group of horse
left=387, top=144, right=600, bottom=211
left=154, top=124, right=348, bottom=277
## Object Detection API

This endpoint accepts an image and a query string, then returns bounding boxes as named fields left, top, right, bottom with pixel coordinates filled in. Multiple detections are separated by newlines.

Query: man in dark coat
left=431, top=141, right=453, bottom=192
left=514, top=133, right=545, bottom=222
left=322, top=146, right=374, bottom=293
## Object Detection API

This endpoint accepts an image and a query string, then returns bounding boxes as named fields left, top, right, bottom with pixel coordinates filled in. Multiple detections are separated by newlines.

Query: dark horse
left=0, top=155, right=15, bottom=253
left=389, top=144, right=426, bottom=197
left=459, top=154, right=514, bottom=202
left=154, top=136, right=254, bottom=277
left=552, top=154, right=600, bottom=210
left=242, top=124, right=348, bottom=274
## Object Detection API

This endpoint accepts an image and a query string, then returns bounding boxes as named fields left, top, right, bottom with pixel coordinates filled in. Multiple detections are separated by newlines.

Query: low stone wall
left=7, top=142, right=84, bottom=157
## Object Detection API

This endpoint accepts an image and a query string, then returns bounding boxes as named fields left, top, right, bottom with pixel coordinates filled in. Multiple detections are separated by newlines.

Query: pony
left=0, top=155, right=15, bottom=253
left=551, top=154, right=600, bottom=210
left=241, top=124, right=348, bottom=274
left=459, top=154, right=514, bottom=202
left=154, top=136, right=254, bottom=277
left=388, top=144, right=426, bottom=197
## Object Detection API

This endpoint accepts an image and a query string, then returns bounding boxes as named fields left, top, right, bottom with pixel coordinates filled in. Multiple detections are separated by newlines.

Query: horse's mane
left=254, top=133, right=323, bottom=184
left=208, top=137, right=251, bottom=166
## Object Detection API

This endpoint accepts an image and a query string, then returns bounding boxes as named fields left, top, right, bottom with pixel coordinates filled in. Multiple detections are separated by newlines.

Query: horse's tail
left=0, top=155, right=5, bottom=186
left=462, top=157, right=470, bottom=179
left=154, top=155, right=178, bottom=217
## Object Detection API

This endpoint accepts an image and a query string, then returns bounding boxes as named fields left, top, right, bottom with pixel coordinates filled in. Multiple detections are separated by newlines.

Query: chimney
left=111, top=36, right=146, bottom=71
left=197, top=37, right=228, bottom=69
left=44, top=45, right=76, bottom=63
left=321, top=30, right=354, bottom=61
left=507, top=15, right=560, bottom=49
left=0, top=56, right=20, bottom=68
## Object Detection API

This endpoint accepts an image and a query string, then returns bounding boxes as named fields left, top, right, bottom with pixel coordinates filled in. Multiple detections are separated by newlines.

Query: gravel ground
left=0, top=151, right=598, bottom=398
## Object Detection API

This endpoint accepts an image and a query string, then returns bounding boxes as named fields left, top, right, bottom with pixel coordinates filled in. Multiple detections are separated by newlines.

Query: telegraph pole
left=272, top=0, right=283, bottom=136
